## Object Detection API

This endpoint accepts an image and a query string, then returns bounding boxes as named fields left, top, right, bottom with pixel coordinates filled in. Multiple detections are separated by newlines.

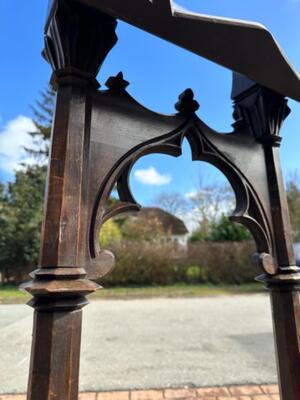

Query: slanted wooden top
left=61, top=0, right=300, bottom=101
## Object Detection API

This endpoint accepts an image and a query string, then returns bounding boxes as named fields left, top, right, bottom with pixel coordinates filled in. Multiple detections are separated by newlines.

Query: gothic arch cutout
left=87, top=74, right=277, bottom=280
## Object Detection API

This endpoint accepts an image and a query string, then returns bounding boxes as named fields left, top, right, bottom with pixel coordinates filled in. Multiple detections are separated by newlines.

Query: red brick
left=131, top=390, right=163, bottom=400
left=79, top=393, right=97, bottom=400
left=195, top=397, right=216, bottom=400
left=194, top=397, right=216, bottom=400
left=196, top=387, right=230, bottom=397
left=260, top=386, right=279, bottom=395
left=164, top=388, right=196, bottom=398
left=97, top=391, right=129, bottom=400
left=181, top=398, right=216, bottom=400
left=228, top=386, right=263, bottom=396
left=217, top=396, right=251, bottom=400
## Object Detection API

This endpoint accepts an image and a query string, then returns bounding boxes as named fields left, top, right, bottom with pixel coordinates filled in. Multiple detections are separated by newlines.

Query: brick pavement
left=0, top=385, right=279, bottom=400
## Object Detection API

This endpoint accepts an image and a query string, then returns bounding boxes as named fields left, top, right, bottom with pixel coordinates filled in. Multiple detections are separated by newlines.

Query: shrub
left=100, top=240, right=259, bottom=286
left=186, top=265, right=208, bottom=283
left=102, top=241, right=183, bottom=286
left=187, top=241, right=258, bottom=284
left=99, top=219, right=122, bottom=247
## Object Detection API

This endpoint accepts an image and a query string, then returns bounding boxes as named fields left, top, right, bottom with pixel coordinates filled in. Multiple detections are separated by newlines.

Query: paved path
left=0, top=384, right=280, bottom=399
left=0, top=295, right=277, bottom=395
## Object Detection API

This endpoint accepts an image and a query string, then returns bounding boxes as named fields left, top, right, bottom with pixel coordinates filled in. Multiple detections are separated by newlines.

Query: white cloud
left=0, top=115, right=40, bottom=177
left=185, top=189, right=197, bottom=199
left=134, top=166, right=171, bottom=186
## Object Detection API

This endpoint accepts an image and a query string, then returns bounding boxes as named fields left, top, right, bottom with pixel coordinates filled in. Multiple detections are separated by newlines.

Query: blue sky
left=0, top=0, right=300, bottom=216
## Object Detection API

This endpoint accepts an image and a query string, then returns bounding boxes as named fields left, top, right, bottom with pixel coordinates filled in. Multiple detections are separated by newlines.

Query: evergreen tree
left=287, top=179, right=300, bottom=241
left=207, top=214, right=251, bottom=242
left=26, top=86, right=55, bottom=159
left=190, top=214, right=251, bottom=242
left=0, top=166, right=46, bottom=283
left=0, top=87, right=54, bottom=283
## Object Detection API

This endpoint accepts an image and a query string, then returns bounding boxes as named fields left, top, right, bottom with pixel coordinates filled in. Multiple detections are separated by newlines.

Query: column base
left=21, top=267, right=99, bottom=400
left=257, top=268, right=300, bottom=400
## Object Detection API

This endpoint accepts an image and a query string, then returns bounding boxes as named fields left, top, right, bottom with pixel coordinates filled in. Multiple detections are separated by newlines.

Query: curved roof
left=136, top=207, right=188, bottom=235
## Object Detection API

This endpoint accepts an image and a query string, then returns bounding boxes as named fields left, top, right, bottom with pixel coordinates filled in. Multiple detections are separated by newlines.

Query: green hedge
left=187, top=241, right=258, bottom=284
left=101, top=240, right=259, bottom=286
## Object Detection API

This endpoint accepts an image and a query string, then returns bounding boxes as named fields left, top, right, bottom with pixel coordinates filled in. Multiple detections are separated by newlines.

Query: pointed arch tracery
left=86, top=74, right=279, bottom=280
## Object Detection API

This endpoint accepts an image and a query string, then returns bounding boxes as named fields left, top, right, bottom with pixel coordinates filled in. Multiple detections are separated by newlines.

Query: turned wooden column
left=22, top=2, right=117, bottom=399
left=233, top=76, right=300, bottom=400
left=263, top=140, right=300, bottom=400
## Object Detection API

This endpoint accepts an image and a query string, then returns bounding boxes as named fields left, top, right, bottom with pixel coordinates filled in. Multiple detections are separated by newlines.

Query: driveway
left=0, top=295, right=277, bottom=394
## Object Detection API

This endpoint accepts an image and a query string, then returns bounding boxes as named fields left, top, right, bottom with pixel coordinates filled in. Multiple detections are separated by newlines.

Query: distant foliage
left=0, top=87, right=54, bottom=283
left=287, top=178, right=300, bottom=241
left=99, top=219, right=122, bottom=247
left=189, top=214, right=251, bottom=242
left=152, top=190, right=188, bottom=216
left=103, top=241, right=177, bottom=285
left=207, top=214, right=252, bottom=242
left=26, top=86, right=55, bottom=159
left=101, top=240, right=257, bottom=286
left=188, top=178, right=234, bottom=238
left=189, top=229, right=207, bottom=243
left=187, top=241, right=257, bottom=284
left=0, top=166, right=46, bottom=283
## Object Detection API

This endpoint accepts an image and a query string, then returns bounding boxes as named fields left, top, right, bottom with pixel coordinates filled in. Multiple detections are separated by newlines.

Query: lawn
left=0, top=285, right=31, bottom=304
left=0, top=282, right=264, bottom=304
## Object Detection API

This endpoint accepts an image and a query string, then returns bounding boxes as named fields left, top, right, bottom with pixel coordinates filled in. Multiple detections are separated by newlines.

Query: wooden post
left=22, top=1, right=117, bottom=399
left=233, top=76, right=300, bottom=400
left=262, top=140, right=300, bottom=399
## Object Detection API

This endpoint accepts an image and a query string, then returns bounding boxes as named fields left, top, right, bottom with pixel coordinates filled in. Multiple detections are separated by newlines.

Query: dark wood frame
left=22, top=1, right=300, bottom=399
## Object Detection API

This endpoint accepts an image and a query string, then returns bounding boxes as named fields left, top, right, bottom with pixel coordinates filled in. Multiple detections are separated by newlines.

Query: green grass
left=90, top=282, right=263, bottom=299
left=0, top=285, right=30, bottom=304
left=0, top=282, right=264, bottom=304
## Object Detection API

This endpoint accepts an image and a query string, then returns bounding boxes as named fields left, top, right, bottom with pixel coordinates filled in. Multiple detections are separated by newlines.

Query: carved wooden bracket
left=84, top=72, right=292, bottom=279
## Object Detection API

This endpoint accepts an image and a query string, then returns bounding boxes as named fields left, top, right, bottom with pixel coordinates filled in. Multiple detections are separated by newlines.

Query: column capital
left=43, top=0, right=118, bottom=87
left=231, top=73, right=290, bottom=145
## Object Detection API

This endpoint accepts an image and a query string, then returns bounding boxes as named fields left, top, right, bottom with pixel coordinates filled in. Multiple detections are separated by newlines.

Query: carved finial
left=175, top=89, right=199, bottom=114
left=44, top=0, right=117, bottom=83
left=105, top=72, right=129, bottom=91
